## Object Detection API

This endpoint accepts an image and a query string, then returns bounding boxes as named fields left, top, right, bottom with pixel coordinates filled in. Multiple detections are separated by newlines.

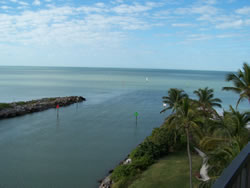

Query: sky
left=0, top=0, right=250, bottom=71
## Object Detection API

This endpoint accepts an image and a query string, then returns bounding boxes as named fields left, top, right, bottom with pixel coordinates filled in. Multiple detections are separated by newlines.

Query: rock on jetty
left=0, top=96, right=86, bottom=119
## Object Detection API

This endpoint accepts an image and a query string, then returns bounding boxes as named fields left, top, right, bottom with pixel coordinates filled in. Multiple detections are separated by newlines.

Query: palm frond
left=222, top=87, right=241, bottom=93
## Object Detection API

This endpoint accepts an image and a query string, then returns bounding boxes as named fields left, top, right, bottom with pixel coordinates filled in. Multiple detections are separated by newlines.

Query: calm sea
left=0, top=66, right=248, bottom=188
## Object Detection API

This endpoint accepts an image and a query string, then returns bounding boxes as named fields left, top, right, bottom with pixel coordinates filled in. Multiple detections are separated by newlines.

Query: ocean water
left=0, top=66, right=248, bottom=188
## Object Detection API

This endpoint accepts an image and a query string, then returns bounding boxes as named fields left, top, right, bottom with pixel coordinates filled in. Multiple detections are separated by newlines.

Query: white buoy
left=163, top=103, right=167, bottom=107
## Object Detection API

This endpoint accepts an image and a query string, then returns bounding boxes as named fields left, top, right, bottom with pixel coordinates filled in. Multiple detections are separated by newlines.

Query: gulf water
left=0, top=66, right=248, bottom=188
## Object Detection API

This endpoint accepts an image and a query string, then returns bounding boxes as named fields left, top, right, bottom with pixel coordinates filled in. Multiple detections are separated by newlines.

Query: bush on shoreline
left=110, top=124, right=186, bottom=187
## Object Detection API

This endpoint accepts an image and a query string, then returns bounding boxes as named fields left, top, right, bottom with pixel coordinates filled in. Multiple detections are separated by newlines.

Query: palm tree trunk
left=185, top=128, right=193, bottom=188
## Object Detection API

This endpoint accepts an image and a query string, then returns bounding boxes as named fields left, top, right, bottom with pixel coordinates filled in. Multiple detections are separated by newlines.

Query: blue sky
left=0, top=0, right=250, bottom=71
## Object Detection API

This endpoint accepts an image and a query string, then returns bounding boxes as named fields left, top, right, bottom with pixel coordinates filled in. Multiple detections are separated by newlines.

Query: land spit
left=0, top=96, right=86, bottom=119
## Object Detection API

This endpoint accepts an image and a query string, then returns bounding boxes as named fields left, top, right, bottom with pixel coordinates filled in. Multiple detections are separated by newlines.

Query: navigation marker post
left=134, top=112, right=138, bottom=126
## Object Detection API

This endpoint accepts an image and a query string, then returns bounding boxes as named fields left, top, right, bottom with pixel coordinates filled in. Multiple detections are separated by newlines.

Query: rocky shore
left=0, top=96, right=85, bottom=119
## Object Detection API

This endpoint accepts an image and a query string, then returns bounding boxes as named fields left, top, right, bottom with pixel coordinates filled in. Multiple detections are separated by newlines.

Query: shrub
left=111, top=125, right=172, bottom=185
left=16, top=101, right=26, bottom=105
left=130, top=139, right=161, bottom=160
left=149, top=127, right=169, bottom=155
left=0, top=103, right=12, bottom=110
left=131, top=154, right=154, bottom=170
left=111, top=164, right=138, bottom=182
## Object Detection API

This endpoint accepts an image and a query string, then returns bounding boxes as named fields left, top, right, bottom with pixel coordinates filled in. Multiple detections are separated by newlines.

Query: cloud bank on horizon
left=0, top=0, right=249, bottom=71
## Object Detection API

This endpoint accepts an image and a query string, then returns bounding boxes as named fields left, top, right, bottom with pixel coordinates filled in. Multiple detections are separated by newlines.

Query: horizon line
left=0, top=64, right=235, bottom=73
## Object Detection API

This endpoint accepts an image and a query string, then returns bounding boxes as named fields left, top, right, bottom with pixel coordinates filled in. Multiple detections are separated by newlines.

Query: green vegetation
left=0, top=103, right=12, bottom=110
left=15, top=101, right=26, bottom=105
left=111, top=126, right=174, bottom=188
left=223, top=62, right=250, bottom=108
left=160, top=88, right=188, bottom=113
left=193, top=87, right=222, bottom=117
left=0, top=98, right=59, bottom=111
left=167, top=97, right=201, bottom=188
left=128, top=151, right=202, bottom=188
left=109, top=63, right=250, bottom=188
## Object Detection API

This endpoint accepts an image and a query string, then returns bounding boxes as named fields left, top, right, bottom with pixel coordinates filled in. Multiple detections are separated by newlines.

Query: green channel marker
left=135, top=112, right=138, bottom=126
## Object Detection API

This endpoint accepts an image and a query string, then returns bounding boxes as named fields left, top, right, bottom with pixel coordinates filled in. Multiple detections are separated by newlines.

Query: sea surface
left=0, top=66, right=248, bottom=188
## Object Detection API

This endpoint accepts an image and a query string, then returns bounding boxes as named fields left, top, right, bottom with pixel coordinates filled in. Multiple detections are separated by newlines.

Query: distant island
left=0, top=96, right=86, bottom=119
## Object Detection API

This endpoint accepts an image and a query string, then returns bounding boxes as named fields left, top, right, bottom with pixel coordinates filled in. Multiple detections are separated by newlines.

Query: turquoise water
left=0, top=66, right=248, bottom=188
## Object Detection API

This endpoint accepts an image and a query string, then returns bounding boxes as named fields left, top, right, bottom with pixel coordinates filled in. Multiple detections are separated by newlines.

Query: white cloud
left=172, top=23, right=194, bottom=27
left=216, top=34, right=236, bottom=38
left=201, top=0, right=217, bottom=5
left=9, top=0, right=29, bottom=6
left=0, top=3, right=162, bottom=47
left=19, top=1, right=29, bottom=6
left=152, top=10, right=170, bottom=19
left=216, top=19, right=243, bottom=29
left=235, top=6, right=250, bottom=15
left=187, top=34, right=212, bottom=41
left=1, top=5, right=10, bottom=9
left=175, top=5, right=218, bottom=15
left=112, top=2, right=158, bottom=14
left=244, top=19, right=250, bottom=25
left=0, top=0, right=249, bottom=50
left=33, top=0, right=41, bottom=6
left=95, top=2, right=105, bottom=7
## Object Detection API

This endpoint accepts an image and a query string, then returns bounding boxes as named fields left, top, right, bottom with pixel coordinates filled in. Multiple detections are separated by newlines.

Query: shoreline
left=99, top=155, right=131, bottom=188
left=0, top=96, right=86, bottom=119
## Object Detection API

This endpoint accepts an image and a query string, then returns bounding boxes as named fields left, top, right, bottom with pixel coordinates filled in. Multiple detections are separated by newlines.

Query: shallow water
left=0, top=66, right=248, bottom=188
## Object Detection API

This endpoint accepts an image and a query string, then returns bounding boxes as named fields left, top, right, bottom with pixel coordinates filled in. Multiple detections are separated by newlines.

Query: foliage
left=15, top=101, right=26, bottom=105
left=160, top=88, right=188, bottom=113
left=198, top=178, right=216, bottom=188
left=166, top=97, right=201, bottom=188
left=0, top=103, right=12, bottom=110
left=111, top=164, right=139, bottom=182
left=111, top=126, right=172, bottom=186
left=199, top=105, right=250, bottom=186
left=131, top=155, right=154, bottom=171
left=128, top=151, right=202, bottom=188
left=193, top=87, right=222, bottom=118
left=149, top=127, right=170, bottom=154
left=223, top=62, right=250, bottom=108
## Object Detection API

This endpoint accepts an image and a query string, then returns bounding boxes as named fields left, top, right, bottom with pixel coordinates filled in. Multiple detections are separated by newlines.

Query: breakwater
left=0, top=96, right=85, bottom=119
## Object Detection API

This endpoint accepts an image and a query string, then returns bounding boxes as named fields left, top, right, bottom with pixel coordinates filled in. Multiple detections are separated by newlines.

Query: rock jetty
left=0, top=96, right=85, bottom=119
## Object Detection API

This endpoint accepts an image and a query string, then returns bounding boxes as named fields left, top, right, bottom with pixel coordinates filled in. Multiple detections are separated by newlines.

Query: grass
left=15, top=101, right=26, bottom=105
left=0, top=103, right=12, bottom=110
left=127, top=151, right=202, bottom=188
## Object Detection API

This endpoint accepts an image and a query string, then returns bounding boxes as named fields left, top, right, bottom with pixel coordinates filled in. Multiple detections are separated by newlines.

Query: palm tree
left=167, top=97, right=200, bottom=188
left=160, top=88, right=188, bottom=113
left=193, top=87, right=222, bottom=119
left=199, top=106, right=250, bottom=187
left=223, top=105, right=250, bottom=145
left=223, top=62, right=250, bottom=108
left=194, top=87, right=221, bottom=109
